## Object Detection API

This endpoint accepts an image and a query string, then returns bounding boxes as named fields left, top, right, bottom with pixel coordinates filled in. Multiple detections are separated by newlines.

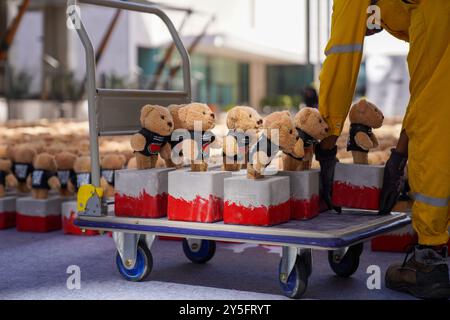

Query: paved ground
left=0, top=228, right=431, bottom=300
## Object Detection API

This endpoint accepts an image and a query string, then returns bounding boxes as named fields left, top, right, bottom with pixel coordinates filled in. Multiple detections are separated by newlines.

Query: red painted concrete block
left=223, top=176, right=291, bottom=226
left=114, top=168, right=175, bottom=218
left=332, top=163, right=384, bottom=210
left=16, top=196, right=62, bottom=232
left=168, top=170, right=232, bottom=223
left=0, top=196, right=16, bottom=229
left=62, top=200, right=98, bottom=236
left=278, top=170, right=320, bottom=220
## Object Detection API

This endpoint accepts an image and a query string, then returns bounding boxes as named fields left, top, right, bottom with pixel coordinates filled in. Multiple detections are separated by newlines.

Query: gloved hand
left=379, top=149, right=408, bottom=215
left=315, top=144, right=341, bottom=214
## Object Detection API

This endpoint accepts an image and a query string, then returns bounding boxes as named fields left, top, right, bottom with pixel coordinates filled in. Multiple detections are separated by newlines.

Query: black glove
left=378, top=149, right=408, bottom=215
left=315, top=144, right=341, bottom=214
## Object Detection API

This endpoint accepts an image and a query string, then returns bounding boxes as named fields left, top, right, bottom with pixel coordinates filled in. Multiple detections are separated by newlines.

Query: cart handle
left=68, top=0, right=191, bottom=190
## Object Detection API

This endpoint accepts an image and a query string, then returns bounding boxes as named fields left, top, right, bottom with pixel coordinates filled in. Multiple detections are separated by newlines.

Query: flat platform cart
left=71, top=0, right=411, bottom=299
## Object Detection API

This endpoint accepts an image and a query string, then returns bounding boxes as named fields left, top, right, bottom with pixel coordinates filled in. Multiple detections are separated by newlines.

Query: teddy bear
left=0, top=159, right=17, bottom=198
left=12, top=145, right=37, bottom=193
left=282, top=107, right=329, bottom=171
left=67, top=155, right=92, bottom=194
left=130, top=104, right=174, bottom=170
left=171, top=103, right=218, bottom=172
left=222, top=106, right=263, bottom=171
left=247, top=111, right=304, bottom=179
left=26, top=153, right=61, bottom=199
left=347, top=99, right=384, bottom=165
left=126, top=156, right=137, bottom=169
left=55, top=151, right=77, bottom=197
left=100, top=153, right=127, bottom=198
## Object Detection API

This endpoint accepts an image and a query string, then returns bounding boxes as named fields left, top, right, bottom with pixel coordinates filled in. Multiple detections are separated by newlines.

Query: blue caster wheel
left=116, top=242, right=153, bottom=282
left=182, top=239, right=216, bottom=264
left=328, top=243, right=363, bottom=278
left=278, top=256, right=309, bottom=299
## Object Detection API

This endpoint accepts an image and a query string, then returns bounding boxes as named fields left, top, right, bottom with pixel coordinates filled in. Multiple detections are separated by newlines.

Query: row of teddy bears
left=0, top=98, right=383, bottom=200
left=131, top=99, right=383, bottom=178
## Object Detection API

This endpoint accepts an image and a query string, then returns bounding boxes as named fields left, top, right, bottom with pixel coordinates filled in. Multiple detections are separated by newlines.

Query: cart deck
left=75, top=210, right=410, bottom=250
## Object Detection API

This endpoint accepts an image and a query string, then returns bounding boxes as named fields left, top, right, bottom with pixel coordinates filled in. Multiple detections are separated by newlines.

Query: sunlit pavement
left=0, top=229, right=427, bottom=300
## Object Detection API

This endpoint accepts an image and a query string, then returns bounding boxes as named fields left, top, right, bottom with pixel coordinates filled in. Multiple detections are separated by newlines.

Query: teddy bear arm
left=292, top=139, right=305, bottom=159
left=354, top=132, right=374, bottom=150
left=6, top=173, right=18, bottom=188
left=370, top=133, right=379, bottom=148
left=67, top=180, right=75, bottom=193
left=223, top=135, right=238, bottom=157
left=181, top=139, right=198, bottom=162
left=100, top=176, right=109, bottom=190
left=130, top=133, right=146, bottom=152
left=26, top=175, right=32, bottom=190
left=48, top=176, right=61, bottom=190
left=159, top=143, right=172, bottom=161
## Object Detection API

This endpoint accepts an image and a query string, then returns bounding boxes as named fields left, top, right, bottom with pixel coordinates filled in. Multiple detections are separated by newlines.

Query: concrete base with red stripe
left=62, top=200, right=98, bottom=236
left=0, top=196, right=16, bottom=229
left=16, top=196, right=62, bottom=232
left=114, top=168, right=175, bottom=218
left=223, top=176, right=290, bottom=226
left=332, top=163, right=384, bottom=210
left=278, top=170, right=320, bottom=220
left=168, top=170, right=232, bottom=223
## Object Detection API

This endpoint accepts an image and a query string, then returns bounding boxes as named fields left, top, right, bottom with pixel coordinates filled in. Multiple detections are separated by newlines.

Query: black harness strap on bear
left=347, top=123, right=373, bottom=153
left=0, top=171, right=6, bottom=186
left=137, top=128, right=170, bottom=157
left=57, top=170, right=76, bottom=189
left=222, top=130, right=250, bottom=162
left=297, top=128, right=317, bottom=148
left=101, top=169, right=115, bottom=186
left=13, top=162, right=33, bottom=182
left=31, top=170, right=55, bottom=190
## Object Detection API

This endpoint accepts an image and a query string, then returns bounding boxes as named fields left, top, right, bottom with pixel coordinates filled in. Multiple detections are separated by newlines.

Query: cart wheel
left=278, top=256, right=309, bottom=299
left=116, top=242, right=153, bottom=282
left=182, top=239, right=216, bottom=264
left=328, top=243, right=364, bottom=278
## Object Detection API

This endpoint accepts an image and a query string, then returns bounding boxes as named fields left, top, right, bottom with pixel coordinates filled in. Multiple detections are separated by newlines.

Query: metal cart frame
left=72, top=0, right=411, bottom=299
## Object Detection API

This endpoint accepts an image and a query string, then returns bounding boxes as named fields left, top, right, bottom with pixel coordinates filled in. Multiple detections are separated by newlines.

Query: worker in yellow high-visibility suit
left=315, top=0, right=450, bottom=299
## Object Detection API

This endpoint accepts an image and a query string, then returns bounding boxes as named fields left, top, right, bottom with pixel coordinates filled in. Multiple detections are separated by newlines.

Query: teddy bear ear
left=299, top=108, right=312, bottom=126
left=226, top=108, right=238, bottom=129
left=178, top=106, right=188, bottom=123
left=140, top=105, right=155, bottom=124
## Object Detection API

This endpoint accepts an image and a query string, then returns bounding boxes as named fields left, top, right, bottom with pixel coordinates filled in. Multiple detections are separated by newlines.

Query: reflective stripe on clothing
left=325, top=44, right=363, bottom=56
left=413, top=193, right=450, bottom=208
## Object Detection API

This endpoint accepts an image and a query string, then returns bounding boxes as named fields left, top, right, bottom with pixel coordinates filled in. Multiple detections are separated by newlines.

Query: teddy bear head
left=0, top=159, right=12, bottom=172
left=0, top=144, right=13, bottom=160
left=226, top=106, right=263, bottom=131
left=349, top=99, right=384, bottom=129
left=178, top=103, right=215, bottom=131
left=34, top=153, right=57, bottom=172
left=73, top=156, right=91, bottom=173
left=264, top=111, right=298, bottom=153
left=140, top=104, right=174, bottom=136
left=13, top=145, right=37, bottom=164
left=294, top=108, right=329, bottom=141
left=167, top=104, right=186, bottom=130
left=55, top=151, right=77, bottom=170
left=101, top=154, right=127, bottom=170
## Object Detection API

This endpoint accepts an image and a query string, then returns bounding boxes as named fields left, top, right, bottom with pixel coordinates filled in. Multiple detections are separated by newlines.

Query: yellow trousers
left=319, top=0, right=450, bottom=245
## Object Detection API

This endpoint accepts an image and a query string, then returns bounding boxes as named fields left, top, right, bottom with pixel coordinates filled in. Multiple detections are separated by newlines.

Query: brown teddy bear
left=27, top=153, right=60, bottom=199
left=0, top=159, right=17, bottom=198
left=67, top=155, right=92, bottom=194
left=55, top=151, right=77, bottom=197
left=283, top=107, right=329, bottom=171
left=173, top=103, right=217, bottom=172
left=222, top=106, right=263, bottom=171
left=100, top=153, right=127, bottom=198
left=247, top=111, right=304, bottom=179
left=130, top=105, right=174, bottom=170
left=12, top=145, right=37, bottom=193
left=347, top=99, right=384, bottom=165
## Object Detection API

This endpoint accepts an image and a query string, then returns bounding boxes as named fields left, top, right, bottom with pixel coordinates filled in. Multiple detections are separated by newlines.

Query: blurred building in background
left=0, top=0, right=410, bottom=120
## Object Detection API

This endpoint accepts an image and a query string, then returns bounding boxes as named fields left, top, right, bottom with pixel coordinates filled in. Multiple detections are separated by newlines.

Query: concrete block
left=61, top=200, right=98, bottom=236
left=16, top=196, right=62, bottom=232
left=332, top=163, right=384, bottom=210
left=114, top=168, right=175, bottom=218
left=0, top=196, right=16, bottom=229
left=223, top=176, right=290, bottom=226
left=168, top=170, right=232, bottom=223
left=278, top=170, right=320, bottom=220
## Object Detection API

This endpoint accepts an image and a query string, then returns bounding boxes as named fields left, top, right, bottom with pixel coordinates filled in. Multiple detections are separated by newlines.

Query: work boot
left=385, top=245, right=450, bottom=300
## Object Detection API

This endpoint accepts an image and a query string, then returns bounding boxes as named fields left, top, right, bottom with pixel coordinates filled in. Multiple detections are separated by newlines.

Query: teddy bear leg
left=59, top=188, right=70, bottom=197
left=246, top=164, right=263, bottom=179
left=190, top=161, right=208, bottom=172
left=104, top=185, right=115, bottom=198
left=223, top=162, right=241, bottom=172
left=135, top=153, right=152, bottom=170
left=352, top=151, right=369, bottom=165
left=32, top=189, right=48, bottom=200
left=0, top=185, right=5, bottom=198
left=17, top=182, right=30, bottom=193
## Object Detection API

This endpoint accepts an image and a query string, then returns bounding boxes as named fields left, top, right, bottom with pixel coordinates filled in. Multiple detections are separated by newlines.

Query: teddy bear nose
left=167, top=121, right=173, bottom=127
left=257, top=119, right=263, bottom=125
